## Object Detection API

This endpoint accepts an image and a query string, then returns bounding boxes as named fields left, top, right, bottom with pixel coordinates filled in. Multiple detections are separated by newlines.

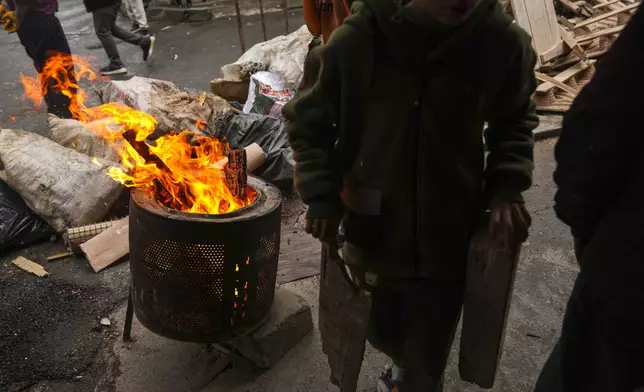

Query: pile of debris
left=508, top=0, right=640, bottom=112
left=1, top=26, right=312, bottom=274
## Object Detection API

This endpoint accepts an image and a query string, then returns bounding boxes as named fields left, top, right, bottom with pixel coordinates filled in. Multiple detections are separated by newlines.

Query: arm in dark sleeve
left=484, top=30, right=539, bottom=203
left=553, top=7, right=644, bottom=242
left=283, top=45, right=343, bottom=218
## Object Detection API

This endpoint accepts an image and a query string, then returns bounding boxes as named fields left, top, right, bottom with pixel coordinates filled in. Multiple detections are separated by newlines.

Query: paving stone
left=229, top=287, right=313, bottom=368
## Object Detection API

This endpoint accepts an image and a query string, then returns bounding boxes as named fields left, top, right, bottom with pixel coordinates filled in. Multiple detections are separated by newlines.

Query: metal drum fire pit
left=127, top=175, right=282, bottom=343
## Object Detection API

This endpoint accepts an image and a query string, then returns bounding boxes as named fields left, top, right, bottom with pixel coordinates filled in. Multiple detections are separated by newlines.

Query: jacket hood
left=361, top=0, right=506, bottom=61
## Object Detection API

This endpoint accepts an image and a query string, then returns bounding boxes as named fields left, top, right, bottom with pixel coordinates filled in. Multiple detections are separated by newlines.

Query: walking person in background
left=534, top=6, right=644, bottom=392
left=303, top=0, right=351, bottom=44
left=2, top=0, right=75, bottom=118
left=122, top=0, right=148, bottom=34
left=85, top=0, right=155, bottom=75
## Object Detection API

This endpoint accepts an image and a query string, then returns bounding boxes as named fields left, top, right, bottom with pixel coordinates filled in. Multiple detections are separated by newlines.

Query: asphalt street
left=0, top=0, right=304, bottom=133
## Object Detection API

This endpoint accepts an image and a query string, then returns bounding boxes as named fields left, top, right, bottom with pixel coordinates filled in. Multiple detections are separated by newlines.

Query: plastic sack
left=48, top=114, right=122, bottom=162
left=0, top=129, right=124, bottom=232
left=0, top=180, right=54, bottom=251
left=221, top=25, right=313, bottom=85
left=243, top=71, right=295, bottom=119
left=97, top=76, right=234, bottom=137
left=216, top=113, right=293, bottom=186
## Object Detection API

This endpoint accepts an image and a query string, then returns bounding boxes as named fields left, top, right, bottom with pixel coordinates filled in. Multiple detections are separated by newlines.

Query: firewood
left=224, top=149, right=247, bottom=200
left=211, top=143, right=266, bottom=173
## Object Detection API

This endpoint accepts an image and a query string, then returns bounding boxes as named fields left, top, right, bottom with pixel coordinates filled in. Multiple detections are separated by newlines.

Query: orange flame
left=20, top=52, right=256, bottom=214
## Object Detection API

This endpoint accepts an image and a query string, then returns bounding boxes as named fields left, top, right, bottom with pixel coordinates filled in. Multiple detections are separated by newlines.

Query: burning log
left=224, top=149, right=248, bottom=201
left=121, top=129, right=182, bottom=205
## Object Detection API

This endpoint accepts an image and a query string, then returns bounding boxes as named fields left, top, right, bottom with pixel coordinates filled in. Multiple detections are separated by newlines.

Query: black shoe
left=100, top=64, right=127, bottom=75
left=142, top=36, right=155, bottom=62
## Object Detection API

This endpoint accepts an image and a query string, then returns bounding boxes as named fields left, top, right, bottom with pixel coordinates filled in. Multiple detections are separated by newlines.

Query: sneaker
left=142, top=36, right=155, bottom=61
left=377, top=365, right=403, bottom=392
left=100, top=64, right=127, bottom=76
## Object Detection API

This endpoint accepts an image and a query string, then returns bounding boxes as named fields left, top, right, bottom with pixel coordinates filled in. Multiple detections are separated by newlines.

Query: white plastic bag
left=0, top=129, right=124, bottom=232
left=97, top=76, right=234, bottom=137
left=243, top=71, right=295, bottom=119
left=221, top=25, right=313, bottom=85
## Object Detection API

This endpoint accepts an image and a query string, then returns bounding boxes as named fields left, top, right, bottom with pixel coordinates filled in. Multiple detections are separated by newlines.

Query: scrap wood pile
left=509, top=0, right=640, bottom=112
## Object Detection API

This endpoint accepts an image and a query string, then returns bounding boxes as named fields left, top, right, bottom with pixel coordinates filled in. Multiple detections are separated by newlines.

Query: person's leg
left=16, top=11, right=75, bottom=118
left=127, top=0, right=148, bottom=30
left=401, top=279, right=464, bottom=392
left=92, top=5, right=125, bottom=69
left=110, top=16, right=146, bottom=46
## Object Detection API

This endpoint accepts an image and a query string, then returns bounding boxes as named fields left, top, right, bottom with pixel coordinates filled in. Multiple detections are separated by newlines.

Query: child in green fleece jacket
left=284, top=0, right=538, bottom=390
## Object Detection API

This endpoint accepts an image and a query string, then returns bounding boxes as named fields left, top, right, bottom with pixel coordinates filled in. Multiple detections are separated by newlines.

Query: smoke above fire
left=20, top=52, right=256, bottom=214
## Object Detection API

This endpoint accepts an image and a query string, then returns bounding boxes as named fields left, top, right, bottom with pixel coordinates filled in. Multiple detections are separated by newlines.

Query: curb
left=147, top=3, right=301, bottom=22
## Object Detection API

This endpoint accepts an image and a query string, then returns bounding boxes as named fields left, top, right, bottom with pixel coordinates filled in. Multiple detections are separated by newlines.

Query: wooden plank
left=319, top=243, right=370, bottom=392
left=47, top=252, right=74, bottom=262
left=459, top=227, right=523, bottom=389
left=575, top=2, right=639, bottom=27
left=511, top=0, right=562, bottom=66
left=536, top=72, right=580, bottom=95
left=558, top=25, right=588, bottom=61
left=562, top=0, right=582, bottom=12
left=536, top=60, right=594, bottom=93
left=593, top=0, right=623, bottom=9
left=539, top=41, right=568, bottom=64
left=12, top=256, right=49, bottom=277
left=80, top=217, right=129, bottom=273
left=576, top=24, right=625, bottom=42
left=277, top=228, right=321, bottom=284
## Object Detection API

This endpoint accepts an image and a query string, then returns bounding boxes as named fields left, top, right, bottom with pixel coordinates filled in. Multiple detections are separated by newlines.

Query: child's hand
left=489, top=198, right=531, bottom=246
left=305, top=216, right=341, bottom=244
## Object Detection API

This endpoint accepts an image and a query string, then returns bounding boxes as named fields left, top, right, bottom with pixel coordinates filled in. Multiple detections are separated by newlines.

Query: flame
left=20, top=52, right=256, bottom=214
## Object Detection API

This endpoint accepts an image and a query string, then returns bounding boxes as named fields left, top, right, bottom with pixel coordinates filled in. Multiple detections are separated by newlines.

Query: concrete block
left=230, top=287, right=313, bottom=368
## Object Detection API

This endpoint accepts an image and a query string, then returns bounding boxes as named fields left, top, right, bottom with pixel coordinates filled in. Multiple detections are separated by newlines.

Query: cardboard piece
left=80, top=217, right=129, bottom=273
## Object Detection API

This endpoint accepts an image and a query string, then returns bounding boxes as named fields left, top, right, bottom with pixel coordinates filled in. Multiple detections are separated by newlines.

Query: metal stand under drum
left=122, top=290, right=261, bottom=369
left=122, top=176, right=282, bottom=371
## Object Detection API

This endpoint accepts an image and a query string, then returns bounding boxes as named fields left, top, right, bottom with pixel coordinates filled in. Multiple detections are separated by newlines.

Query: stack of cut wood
left=510, top=0, right=640, bottom=112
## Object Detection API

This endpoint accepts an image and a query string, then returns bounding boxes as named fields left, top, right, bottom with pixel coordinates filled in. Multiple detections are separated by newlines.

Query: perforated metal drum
left=129, top=176, right=282, bottom=343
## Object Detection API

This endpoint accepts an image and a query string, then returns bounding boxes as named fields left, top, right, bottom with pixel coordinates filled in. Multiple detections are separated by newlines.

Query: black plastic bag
left=0, top=180, right=54, bottom=251
left=218, top=113, right=294, bottom=187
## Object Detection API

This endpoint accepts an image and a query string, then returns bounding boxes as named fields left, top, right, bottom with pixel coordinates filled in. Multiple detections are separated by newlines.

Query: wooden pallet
left=533, top=60, right=596, bottom=112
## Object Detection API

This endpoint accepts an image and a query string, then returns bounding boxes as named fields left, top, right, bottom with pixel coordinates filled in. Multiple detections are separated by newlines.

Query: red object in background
left=303, top=0, right=351, bottom=43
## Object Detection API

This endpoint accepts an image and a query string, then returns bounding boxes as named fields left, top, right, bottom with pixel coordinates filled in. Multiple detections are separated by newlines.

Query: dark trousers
left=17, top=10, right=74, bottom=118
left=368, top=279, right=464, bottom=392
left=92, top=3, right=146, bottom=67
left=534, top=264, right=644, bottom=392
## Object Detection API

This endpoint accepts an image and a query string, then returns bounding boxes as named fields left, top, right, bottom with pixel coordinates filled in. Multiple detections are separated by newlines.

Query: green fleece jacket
left=283, top=0, right=538, bottom=280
